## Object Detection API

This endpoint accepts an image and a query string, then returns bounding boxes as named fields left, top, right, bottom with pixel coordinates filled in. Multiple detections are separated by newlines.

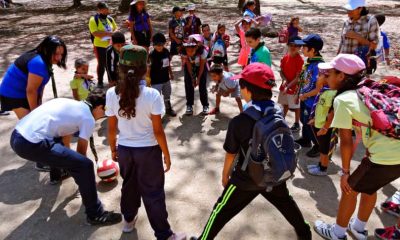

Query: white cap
left=130, top=0, right=146, bottom=6
left=343, top=0, right=366, bottom=10
left=187, top=4, right=196, bottom=11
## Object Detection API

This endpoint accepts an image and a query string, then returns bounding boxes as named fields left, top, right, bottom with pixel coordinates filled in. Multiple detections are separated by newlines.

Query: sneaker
left=50, top=170, right=70, bottom=185
left=381, top=201, right=400, bottom=218
left=314, top=220, right=347, bottom=240
left=306, top=145, right=320, bottom=158
left=0, top=110, right=10, bottom=116
left=87, top=211, right=122, bottom=226
left=295, top=138, right=312, bottom=148
left=35, top=162, right=51, bottom=172
left=202, top=106, right=209, bottom=115
left=185, top=106, right=193, bottom=116
left=308, top=166, right=327, bottom=176
left=166, top=108, right=177, bottom=117
left=307, top=164, right=319, bottom=170
left=168, top=232, right=187, bottom=240
left=375, top=225, right=400, bottom=240
left=122, top=215, right=138, bottom=233
left=97, top=82, right=104, bottom=88
left=290, top=123, right=301, bottom=132
left=189, top=237, right=198, bottom=240
left=347, top=218, right=368, bottom=240
left=208, top=107, right=220, bottom=115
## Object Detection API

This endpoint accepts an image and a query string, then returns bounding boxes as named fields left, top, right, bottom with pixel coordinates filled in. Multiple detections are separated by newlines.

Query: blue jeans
left=10, top=130, right=103, bottom=218
left=300, top=102, right=318, bottom=146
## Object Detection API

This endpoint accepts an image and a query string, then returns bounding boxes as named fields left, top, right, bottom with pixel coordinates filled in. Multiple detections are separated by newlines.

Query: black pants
left=184, top=66, right=208, bottom=107
left=197, top=182, right=311, bottom=240
left=95, top=46, right=107, bottom=85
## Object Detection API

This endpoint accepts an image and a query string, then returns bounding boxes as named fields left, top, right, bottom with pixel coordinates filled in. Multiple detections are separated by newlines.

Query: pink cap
left=318, top=54, right=366, bottom=75
left=231, top=63, right=275, bottom=90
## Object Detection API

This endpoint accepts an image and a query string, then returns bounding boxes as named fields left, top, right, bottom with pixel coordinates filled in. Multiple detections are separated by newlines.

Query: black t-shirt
left=184, top=15, right=202, bottom=36
left=223, top=112, right=266, bottom=191
left=168, top=17, right=186, bottom=42
left=149, top=48, right=171, bottom=85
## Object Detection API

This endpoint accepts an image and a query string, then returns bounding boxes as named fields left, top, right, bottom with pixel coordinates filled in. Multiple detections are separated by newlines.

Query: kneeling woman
left=106, top=45, right=185, bottom=240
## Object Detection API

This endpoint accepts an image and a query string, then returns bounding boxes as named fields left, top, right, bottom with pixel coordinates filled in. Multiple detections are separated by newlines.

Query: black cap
left=172, top=6, right=185, bottom=13
left=287, top=36, right=302, bottom=45
left=97, top=1, right=109, bottom=9
left=294, top=34, right=324, bottom=51
left=152, top=32, right=167, bottom=45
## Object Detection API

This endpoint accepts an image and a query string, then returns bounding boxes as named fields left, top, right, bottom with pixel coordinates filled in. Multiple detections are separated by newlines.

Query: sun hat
left=318, top=54, right=366, bottom=75
left=187, top=4, right=196, bottom=11
left=130, top=0, right=146, bottom=5
left=231, top=63, right=276, bottom=90
left=119, top=44, right=148, bottom=67
left=343, top=0, right=366, bottom=11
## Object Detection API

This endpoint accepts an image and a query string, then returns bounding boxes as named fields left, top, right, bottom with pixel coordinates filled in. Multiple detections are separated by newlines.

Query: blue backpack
left=240, top=104, right=298, bottom=191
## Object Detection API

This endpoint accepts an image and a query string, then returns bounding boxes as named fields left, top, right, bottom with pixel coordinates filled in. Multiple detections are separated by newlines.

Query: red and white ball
left=97, top=159, right=119, bottom=182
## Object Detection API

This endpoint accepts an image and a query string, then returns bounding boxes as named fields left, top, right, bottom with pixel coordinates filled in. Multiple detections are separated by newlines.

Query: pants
left=300, top=101, right=318, bottom=146
left=118, top=145, right=172, bottom=240
left=198, top=182, right=311, bottom=240
left=152, top=82, right=172, bottom=103
left=313, top=127, right=333, bottom=155
left=94, top=46, right=107, bottom=85
left=184, top=66, right=209, bottom=107
left=10, top=130, right=103, bottom=218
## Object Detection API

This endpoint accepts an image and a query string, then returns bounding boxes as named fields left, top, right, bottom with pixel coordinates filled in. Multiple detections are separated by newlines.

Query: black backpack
left=89, top=14, right=114, bottom=43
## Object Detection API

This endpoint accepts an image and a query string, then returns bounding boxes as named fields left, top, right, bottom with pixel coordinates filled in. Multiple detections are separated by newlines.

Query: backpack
left=278, top=27, right=288, bottom=43
left=356, top=76, right=400, bottom=139
left=240, top=104, right=298, bottom=191
left=89, top=14, right=114, bottom=44
left=211, top=38, right=226, bottom=58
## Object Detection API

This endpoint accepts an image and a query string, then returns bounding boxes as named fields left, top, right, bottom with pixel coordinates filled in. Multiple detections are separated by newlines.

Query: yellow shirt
left=70, top=78, right=92, bottom=101
left=331, top=90, right=400, bottom=165
left=89, top=15, right=117, bottom=48
left=315, top=90, right=337, bottom=128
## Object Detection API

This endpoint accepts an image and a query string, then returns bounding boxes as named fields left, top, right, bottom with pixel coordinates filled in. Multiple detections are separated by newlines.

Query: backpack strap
left=94, top=14, right=99, bottom=26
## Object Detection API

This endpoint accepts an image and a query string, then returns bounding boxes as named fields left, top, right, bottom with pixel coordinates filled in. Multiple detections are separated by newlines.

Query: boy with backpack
left=211, top=24, right=230, bottom=71
left=190, top=63, right=311, bottom=240
left=106, top=31, right=126, bottom=86
left=245, top=27, right=272, bottom=66
left=169, top=6, right=186, bottom=57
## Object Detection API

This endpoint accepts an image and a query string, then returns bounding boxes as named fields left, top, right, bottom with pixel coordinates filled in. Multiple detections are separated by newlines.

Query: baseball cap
left=294, top=34, right=324, bottom=51
left=130, top=0, right=146, bottom=5
left=318, top=54, right=366, bottom=75
left=97, top=1, right=109, bottom=9
left=287, top=36, right=302, bottom=45
left=152, top=32, right=167, bottom=45
left=231, top=63, right=276, bottom=90
left=172, top=6, right=185, bottom=13
left=343, top=0, right=366, bottom=11
left=187, top=4, right=196, bottom=11
left=119, top=45, right=148, bottom=67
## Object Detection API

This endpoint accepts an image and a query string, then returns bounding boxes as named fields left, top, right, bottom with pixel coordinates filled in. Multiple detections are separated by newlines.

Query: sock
left=352, top=217, right=366, bottom=232
left=333, top=224, right=347, bottom=238
left=318, top=162, right=328, bottom=171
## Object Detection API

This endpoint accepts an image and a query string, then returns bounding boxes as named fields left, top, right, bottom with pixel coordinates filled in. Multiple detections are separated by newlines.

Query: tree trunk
left=72, top=0, right=81, bottom=7
left=119, top=0, right=131, bottom=12
left=237, top=0, right=261, bottom=16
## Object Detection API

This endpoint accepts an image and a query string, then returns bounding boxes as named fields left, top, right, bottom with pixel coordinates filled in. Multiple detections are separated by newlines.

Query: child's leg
left=215, top=94, right=221, bottom=109
left=294, top=108, right=300, bottom=124
left=282, top=105, right=289, bottom=118
left=357, top=192, right=377, bottom=222
left=198, top=69, right=209, bottom=107
left=235, top=97, right=243, bottom=113
left=184, top=67, right=195, bottom=107
left=136, top=145, right=173, bottom=239
left=197, top=183, right=258, bottom=240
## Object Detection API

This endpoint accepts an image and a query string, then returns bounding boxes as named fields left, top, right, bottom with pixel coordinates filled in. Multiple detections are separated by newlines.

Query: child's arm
left=222, top=152, right=236, bottom=187
left=279, top=69, right=287, bottom=84
left=169, top=27, right=181, bottom=44
left=169, top=62, right=174, bottom=80
left=151, top=114, right=171, bottom=172
left=234, top=18, right=243, bottom=34
left=107, top=116, right=118, bottom=161
left=147, top=17, right=153, bottom=39
left=196, top=59, right=206, bottom=86
left=186, top=60, right=194, bottom=84
left=299, top=75, right=324, bottom=101
left=317, top=111, right=334, bottom=136
left=72, top=89, right=80, bottom=101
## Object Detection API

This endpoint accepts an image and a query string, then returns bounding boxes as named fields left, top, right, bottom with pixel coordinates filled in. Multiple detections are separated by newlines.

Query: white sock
left=333, top=224, right=347, bottom=238
left=352, top=217, right=366, bottom=232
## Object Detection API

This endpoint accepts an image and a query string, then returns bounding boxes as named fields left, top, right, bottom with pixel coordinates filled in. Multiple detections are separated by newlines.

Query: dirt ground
left=0, top=0, right=400, bottom=239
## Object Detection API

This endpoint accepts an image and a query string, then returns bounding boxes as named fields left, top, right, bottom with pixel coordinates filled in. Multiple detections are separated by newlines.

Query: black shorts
left=213, top=55, right=228, bottom=66
left=348, top=157, right=400, bottom=195
left=0, top=95, right=29, bottom=111
left=170, top=41, right=182, bottom=56
left=313, top=127, right=333, bottom=155
left=134, top=30, right=151, bottom=47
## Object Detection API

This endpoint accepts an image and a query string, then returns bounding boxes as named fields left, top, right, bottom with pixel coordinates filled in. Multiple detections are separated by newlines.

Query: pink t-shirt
left=237, top=29, right=251, bottom=67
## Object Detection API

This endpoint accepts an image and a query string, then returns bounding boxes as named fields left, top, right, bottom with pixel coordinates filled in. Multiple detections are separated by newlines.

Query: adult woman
left=129, top=0, right=153, bottom=51
left=314, top=54, right=400, bottom=240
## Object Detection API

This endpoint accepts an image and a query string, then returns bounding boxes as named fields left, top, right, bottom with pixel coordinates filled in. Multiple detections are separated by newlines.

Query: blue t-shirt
left=381, top=31, right=390, bottom=49
left=300, top=60, right=320, bottom=108
left=243, top=9, right=256, bottom=19
left=0, top=55, right=50, bottom=99
left=128, top=11, right=150, bottom=32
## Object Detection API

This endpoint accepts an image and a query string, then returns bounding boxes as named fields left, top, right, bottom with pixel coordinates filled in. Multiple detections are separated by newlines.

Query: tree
left=238, top=0, right=261, bottom=16
left=119, top=0, right=130, bottom=12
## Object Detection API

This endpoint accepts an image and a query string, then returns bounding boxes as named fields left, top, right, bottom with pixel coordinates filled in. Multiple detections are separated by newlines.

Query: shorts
left=213, top=55, right=228, bottom=66
left=348, top=157, right=400, bottom=195
left=278, top=92, right=300, bottom=109
left=312, top=127, right=333, bottom=155
left=0, top=95, right=29, bottom=111
left=170, top=41, right=182, bottom=56
left=134, top=30, right=151, bottom=47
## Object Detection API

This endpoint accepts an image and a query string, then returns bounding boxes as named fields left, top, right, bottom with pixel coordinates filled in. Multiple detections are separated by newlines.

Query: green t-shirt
left=331, top=90, right=400, bottom=165
left=315, top=90, right=337, bottom=128
left=89, top=16, right=117, bottom=48
left=70, top=78, right=92, bottom=101
left=249, top=42, right=272, bottom=67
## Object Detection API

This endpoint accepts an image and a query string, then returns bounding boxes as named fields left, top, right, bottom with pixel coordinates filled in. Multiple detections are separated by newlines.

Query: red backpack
left=356, top=76, right=400, bottom=139
left=278, top=27, right=288, bottom=43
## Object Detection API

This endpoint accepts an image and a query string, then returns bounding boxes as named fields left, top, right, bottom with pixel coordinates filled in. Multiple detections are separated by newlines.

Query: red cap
left=231, top=63, right=275, bottom=89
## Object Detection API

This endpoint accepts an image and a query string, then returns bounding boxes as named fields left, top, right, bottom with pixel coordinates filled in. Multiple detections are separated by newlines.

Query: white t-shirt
left=15, top=98, right=95, bottom=143
left=105, top=85, right=165, bottom=147
left=218, top=71, right=238, bottom=92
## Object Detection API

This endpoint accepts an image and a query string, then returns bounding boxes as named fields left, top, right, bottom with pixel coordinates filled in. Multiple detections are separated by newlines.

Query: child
left=375, top=13, right=391, bottom=65
left=201, top=24, right=213, bottom=66
left=294, top=34, right=324, bottom=158
left=168, top=6, right=186, bottom=56
left=208, top=64, right=243, bottom=115
left=106, top=31, right=126, bottom=86
left=245, top=27, right=272, bottom=66
left=128, top=0, right=152, bottom=50
left=278, top=36, right=304, bottom=131
left=314, top=54, right=400, bottom=240
left=191, top=63, right=311, bottom=240
left=287, top=17, right=303, bottom=39
left=106, top=45, right=186, bottom=240
left=184, top=4, right=202, bottom=37
left=149, top=33, right=177, bottom=117
left=234, top=17, right=253, bottom=68
left=70, top=59, right=95, bottom=101
left=182, top=40, right=209, bottom=115
left=211, top=24, right=230, bottom=71
left=242, top=0, right=257, bottom=19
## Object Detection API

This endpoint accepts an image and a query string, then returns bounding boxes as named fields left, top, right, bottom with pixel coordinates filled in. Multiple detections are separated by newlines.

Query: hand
left=299, top=94, right=306, bottom=101
left=164, top=155, right=171, bottom=173
left=294, top=96, right=300, bottom=104
left=222, top=174, right=229, bottom=187
left=131, top=38, right=138, bottom=45
left=84, top=74, right=94, bottom=80
left=340, top=174, right=353, bottom=195
left=283, top=87, right=288, bottom=94
left=317, top=128, right=328, bottom=136
left=175, top=39, right=182, bottom=44
left=111, top=150, right=118, bottom=161
left=222, top=91, right=230, bottom=97
left=345, top=31, right=361, bottom=40
left=307, top=118, right=315, bottom=125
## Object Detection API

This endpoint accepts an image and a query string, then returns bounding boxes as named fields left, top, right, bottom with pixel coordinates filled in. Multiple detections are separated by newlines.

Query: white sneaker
left=122, top=215, right=138, bottom=233
left=347, top=218, right=368, bottom=240
left=314, top=220, right=347, bottom=240
left=307, top=164, right=319, bottom=170
left=168, top=232, right=187, bottom=240
left=308, top=166, right=328, bottom=176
